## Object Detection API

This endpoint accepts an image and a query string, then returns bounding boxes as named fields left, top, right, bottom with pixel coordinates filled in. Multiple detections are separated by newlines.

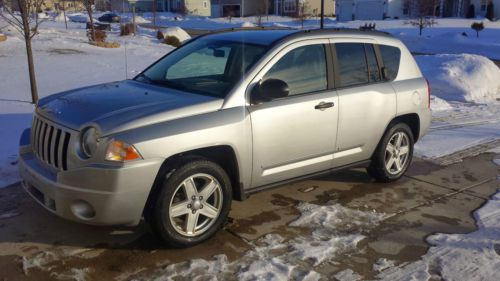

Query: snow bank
left=67, top=13, right=89, bottom=23
left=378, top=189, right=500, bottom=281
left=54, top=12, right=69, bottom=23
left=133, top=16, right=151, bottom=24
left=416, top=54, right=500, bottom=104
left=241, top=21, right=256, bottom=28
left=160, top=26, right=191, bottom=42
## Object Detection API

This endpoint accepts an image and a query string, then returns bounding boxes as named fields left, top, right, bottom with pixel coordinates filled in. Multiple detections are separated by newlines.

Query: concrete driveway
left=0, top=153, right=498, bottom=280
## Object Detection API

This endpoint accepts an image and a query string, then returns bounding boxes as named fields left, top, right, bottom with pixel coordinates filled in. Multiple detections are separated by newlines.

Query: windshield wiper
left=149, top=79, right=189, bottom=92
left=136, top=73, right=153, bottom=84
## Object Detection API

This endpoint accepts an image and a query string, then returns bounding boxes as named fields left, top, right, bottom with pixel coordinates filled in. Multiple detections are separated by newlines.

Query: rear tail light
left=426, top=78, right=431, bottom=108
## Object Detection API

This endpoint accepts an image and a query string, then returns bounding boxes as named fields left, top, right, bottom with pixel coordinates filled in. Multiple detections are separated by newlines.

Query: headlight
left=105, top=140, right=142, bottom=162
left=81, top=127, right=99, bottom=158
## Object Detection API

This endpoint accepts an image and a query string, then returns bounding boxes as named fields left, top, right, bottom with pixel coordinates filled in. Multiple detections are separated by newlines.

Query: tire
left=149, top=159, right=232, bottom=248
left=367, top=123, right=414, bottom=182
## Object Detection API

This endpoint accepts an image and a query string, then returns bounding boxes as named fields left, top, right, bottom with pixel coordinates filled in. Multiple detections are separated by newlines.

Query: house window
left=283, top=0, right=296, bottom=13
left=204, top=1, right=207, bottom=8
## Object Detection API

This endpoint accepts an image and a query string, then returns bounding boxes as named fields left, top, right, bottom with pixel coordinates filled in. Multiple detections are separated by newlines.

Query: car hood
left=37, top=80, right=224, bottom=135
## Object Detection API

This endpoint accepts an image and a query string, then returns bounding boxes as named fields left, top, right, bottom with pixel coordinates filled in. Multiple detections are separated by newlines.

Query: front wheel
left=150, top=159, right=232, bottom=247
left=367, top=123, right=414, bottom=182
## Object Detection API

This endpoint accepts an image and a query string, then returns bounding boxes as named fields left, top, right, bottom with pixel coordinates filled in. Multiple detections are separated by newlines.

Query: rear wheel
left=367, top=123, right=414, bottom=182
left=150, top=159, right=232, bottom=247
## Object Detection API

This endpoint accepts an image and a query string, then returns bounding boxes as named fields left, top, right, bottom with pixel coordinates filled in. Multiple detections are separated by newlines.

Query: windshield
left=136, top=39, right=268, bottom=98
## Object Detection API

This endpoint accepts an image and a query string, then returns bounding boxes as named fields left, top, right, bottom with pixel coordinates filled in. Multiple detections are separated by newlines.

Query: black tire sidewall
left=371, top=123, right=414, bottom=181
left=152, top=160, right=232, bottom=247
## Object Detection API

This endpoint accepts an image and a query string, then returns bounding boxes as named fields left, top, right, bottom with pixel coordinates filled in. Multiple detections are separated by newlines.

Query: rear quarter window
left=379, top=45, right=401, bottom=81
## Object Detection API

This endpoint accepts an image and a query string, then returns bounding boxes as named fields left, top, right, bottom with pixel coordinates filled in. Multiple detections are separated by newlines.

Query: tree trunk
left=62, top=0, right=68, bottom=29
left=21, top=9, right=39, bottom=104
left=87, top=4, right=96, bottom=41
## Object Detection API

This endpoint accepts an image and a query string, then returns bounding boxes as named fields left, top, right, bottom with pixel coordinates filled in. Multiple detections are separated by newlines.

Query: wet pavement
left=0, top=153, right=498, bottom=280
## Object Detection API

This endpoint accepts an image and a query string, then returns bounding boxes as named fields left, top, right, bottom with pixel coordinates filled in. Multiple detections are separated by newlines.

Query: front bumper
left=19, top=134, right=164, bottom=226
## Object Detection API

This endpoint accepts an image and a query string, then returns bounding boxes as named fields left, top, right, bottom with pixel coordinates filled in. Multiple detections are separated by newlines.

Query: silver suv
left=19, top=29, right=431, bottom=247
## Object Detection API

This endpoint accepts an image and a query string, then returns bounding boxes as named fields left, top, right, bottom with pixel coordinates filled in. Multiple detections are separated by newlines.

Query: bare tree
left=61, top=0, right=68, bottom=29
left=83, top=0, right=95, bottom=41
left=255, top=0, right=267, bottom=27
left=297, top=0, right=310, bottom=29
left=0, top=0, right=46, bottom=104
left=405, top=0, right=438, bottom=36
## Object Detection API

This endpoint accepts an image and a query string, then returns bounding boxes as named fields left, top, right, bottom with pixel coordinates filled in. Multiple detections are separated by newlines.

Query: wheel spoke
left=395, top=132, right=403, bottom=147
left=399, top=145, right=409, bottom=156
left=183, top=177, right=197, bottom=199
left=185, top=212, right=199, bottom=234
left=386, top=143, right=396, bottom=156
left=395, top=157, right=403, bottom=171
left=386, top=157, right=396, bottom=171
left=199, top=180, right=218, bottom=199
left=170, top=201, right=190, bottom=217
left=199, top=203, right=219, bottom=219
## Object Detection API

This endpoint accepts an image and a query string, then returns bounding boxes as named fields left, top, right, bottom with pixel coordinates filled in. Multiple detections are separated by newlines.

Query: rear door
left=331, top=40, right=397, bottom=167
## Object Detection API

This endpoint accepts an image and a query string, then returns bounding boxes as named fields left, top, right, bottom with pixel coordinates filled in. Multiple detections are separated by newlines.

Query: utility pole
left=320, top=0, right=324, bottom=29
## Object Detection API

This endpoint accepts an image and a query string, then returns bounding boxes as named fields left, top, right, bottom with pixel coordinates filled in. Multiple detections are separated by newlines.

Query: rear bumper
left=418, top=108, right=432, bottom=140
left=19, top=144, right=163, bottom=226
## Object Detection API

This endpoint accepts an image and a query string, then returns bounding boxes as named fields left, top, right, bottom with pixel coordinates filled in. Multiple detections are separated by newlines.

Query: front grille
left=32, top=115, right=71, bottom=170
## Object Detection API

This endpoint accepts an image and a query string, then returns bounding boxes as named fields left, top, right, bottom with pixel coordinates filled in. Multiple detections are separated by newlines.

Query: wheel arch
left=389, top=113, right=420, bottom=142
left=143, top=145, right=243, bottom=222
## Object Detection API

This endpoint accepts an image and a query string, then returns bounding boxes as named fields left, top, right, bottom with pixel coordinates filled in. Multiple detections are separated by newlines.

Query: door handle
left=314, top=102, right=335, bottom=110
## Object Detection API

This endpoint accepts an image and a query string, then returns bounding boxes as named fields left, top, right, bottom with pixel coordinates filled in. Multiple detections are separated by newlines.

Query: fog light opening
left=71, top=200, right=96, bottom=220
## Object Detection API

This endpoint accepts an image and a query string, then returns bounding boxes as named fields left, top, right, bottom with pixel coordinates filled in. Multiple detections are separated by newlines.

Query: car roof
left=199, top=28, right=394, bottom=47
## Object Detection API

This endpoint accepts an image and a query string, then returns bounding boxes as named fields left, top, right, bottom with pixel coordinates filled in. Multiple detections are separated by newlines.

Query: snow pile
left=241, top=21, right=256, bottom=28
left=67, top=13, right=89, bottom=23
left=133, top=16, right=151, bottom=24
left=334, top=269, right=363, bottom=281
left=136, top=203, right=386, bottom=280
left=429, top=96, right=453, bottom=111
left=416, top=54, right=500, bottom=104
left=54, top=12, right=69, bottom=23
left=161, top=26, right=191, bottom=42
left=378, top=190, right=500, bottom=281
left=290, top=203, right=386, bottom=265
left=37, top=13, right=51, bottom=20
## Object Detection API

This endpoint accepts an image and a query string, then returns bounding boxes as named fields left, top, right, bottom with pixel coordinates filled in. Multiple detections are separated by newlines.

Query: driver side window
left=262, top=44, right=327, bottom=96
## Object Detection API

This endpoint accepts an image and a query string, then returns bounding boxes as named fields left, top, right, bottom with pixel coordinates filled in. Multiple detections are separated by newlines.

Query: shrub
left=156, top=30, right=164, bottom=40
left=471, top=22, right=484, bottom=38
left=164, top=35, right=181, bottom=47
left=0, top=34, right=6, bottom=42
left=120, top=23, right=135, bottom=36
left=87, top=29, right=107, bottom=42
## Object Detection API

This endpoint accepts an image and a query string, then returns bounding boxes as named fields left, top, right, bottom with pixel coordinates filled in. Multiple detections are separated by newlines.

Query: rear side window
left=335, top=43, right=369, bottom=87
left=379, top=45, right=401, bottom=81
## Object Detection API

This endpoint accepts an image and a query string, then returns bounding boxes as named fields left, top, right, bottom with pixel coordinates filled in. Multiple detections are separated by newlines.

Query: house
left=336, top=0, right=472, bottom=21
left=110, top=0, right=211, bottom=16
left=210, top=0, right=335, bottom=17
left=470, top=0, right=499, bottom=19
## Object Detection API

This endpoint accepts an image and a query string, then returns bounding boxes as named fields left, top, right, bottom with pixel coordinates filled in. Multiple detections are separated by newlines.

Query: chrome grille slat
left=31, top=115, right=72, bottom=171
left=43, top=124, right=52, bottom=163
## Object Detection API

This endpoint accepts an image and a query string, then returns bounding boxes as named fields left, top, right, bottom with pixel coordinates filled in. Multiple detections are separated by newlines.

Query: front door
left=249, top=40, right=338, bottom=187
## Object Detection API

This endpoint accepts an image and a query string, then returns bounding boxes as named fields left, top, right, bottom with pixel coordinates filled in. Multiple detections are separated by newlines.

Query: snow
left=240, top=21, right=256, bottom=28
left=135, top=203, right=385, bottom=280
left=378, top=189, right=500, bottom=281
left=373, top=258, right=396, bottom=272
left=334, top=269, right=363, bottom=281
left=160, top=26, right=191, bottom=42
left=416, top=54, right=500, bottom=103
left=54, top=12, right=69, bottom=23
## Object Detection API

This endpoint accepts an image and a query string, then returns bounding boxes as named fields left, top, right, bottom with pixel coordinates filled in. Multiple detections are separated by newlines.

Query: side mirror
left=251, top=79, right=289, bottom=104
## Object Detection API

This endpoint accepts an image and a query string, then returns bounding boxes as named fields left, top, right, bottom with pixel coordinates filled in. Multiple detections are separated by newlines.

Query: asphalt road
left=0, top=153, right=499, bottom=280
